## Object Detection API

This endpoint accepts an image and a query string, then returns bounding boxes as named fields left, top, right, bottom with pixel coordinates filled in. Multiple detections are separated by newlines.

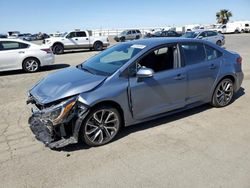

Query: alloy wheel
left=84, top=109, right=120, bottom=145
left=25, top=59, right=39, bottom=72
left=215, top=79, right=234, bottom=106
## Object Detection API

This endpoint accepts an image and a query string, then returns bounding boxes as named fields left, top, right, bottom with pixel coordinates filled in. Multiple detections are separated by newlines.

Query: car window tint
left=199, top=32, right=207, bottom=37
left=138, top=45, right=177, bottom=73
left=207, top=31, right=217, bottom=37
left=76, top=32, right=86, bottom=37
left=132, top=30, right=136, bottom=34
left=136, top=30, right=141, bottom=33
left=127, top=31, right=132, bottom=34
left=67, top=32, right=76, bottom=38
left=204, top=44, right=222, bottom=60
left=181, top=43, right=206, bottom=65
left=0, top=41, right=29, bottom=50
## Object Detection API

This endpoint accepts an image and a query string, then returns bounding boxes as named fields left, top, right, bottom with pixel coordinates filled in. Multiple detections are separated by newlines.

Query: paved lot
left=0, top=34, right=250, bottom=188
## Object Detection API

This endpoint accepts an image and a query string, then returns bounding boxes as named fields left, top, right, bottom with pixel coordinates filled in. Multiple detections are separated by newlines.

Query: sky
left=0, top=0, right=250, bottom=34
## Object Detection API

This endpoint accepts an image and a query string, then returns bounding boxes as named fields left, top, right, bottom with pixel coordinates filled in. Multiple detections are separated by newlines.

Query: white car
left=44, top=30, right=109, bottom=54
left=0, top=39, right=54, bottom=73
left=182, top=30, right=225, bottom=46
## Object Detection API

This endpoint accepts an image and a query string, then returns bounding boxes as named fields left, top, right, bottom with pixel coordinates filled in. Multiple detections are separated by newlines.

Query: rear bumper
left=235, top=72, right=244, bottom=92
left=41, top=54, right=55, bottom=66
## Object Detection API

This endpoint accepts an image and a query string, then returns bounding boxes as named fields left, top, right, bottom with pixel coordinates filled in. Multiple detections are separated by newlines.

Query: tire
left=136, top=35, right=140, bottom=39
left=80, top=105, right=121, bottom=147
left=120, top=37, right=125, bottom=42
left=211, top=78, right=234, bottom=107
left=93, top=41, right=103, bottom=51
left=52, top=43, right=64, bottom=54
left=216, top=40, right=222, bottom=46
left=22, top=58, right=40, bottom=73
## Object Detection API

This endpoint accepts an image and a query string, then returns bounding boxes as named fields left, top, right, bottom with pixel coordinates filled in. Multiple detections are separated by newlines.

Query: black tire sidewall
left=53, top=44, right=64, bottom=54
left=80, top=105, right=121, bottom=146
left=94, top=42, right=103, bottom=51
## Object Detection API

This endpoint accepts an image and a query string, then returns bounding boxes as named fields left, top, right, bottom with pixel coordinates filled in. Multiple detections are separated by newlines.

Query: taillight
left=41, top=48, right=52, bottom=53
left=236, top=56, right=242, bottom=64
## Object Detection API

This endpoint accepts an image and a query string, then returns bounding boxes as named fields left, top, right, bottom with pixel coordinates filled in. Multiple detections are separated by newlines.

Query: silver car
left=27, top=38, right=243, bottom=148
left=182, top=30, right=225, bottom=46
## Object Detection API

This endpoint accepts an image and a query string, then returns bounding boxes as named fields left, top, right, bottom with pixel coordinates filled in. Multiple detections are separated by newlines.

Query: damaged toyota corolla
left=27, top=38, right=243, bottom=148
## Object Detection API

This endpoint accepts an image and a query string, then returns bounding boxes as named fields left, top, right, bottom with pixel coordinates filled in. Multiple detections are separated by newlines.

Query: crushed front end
left=27, top=95, right=89, bottom=149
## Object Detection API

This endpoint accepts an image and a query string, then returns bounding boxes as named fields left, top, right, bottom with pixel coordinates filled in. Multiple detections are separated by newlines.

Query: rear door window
left=76, top=31, right=87, bottom=37
left=204, top=44, right=222, bottom=60
left=207, top=31, right=217, bottom=37
left=180, top=43, right=206, bottom=65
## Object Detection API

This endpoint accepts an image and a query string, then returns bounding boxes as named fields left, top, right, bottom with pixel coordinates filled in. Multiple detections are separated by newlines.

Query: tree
left=216, top=9, right=233, bottom=24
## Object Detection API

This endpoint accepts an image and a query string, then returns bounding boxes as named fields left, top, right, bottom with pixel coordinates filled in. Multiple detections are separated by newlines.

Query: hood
left=30, top=67, right=106, bottom=104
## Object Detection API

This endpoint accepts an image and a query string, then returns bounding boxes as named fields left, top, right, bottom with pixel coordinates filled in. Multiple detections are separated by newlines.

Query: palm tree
left=216, top=9, right=233, bottom=24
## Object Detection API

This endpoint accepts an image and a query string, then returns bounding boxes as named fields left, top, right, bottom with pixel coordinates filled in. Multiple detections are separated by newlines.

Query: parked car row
left=114, top=29, right=225, bottom=47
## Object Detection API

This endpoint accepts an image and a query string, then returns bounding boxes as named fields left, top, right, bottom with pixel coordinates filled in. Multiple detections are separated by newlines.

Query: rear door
left=0, top=41, right=29, bottom=71
left=180, top=42, right=222, bottom=104
left=129, top=44, right=187, bottom=120
left=206, top=31, right=219, bottom=44
left=76, top=31, right=90, bottom=48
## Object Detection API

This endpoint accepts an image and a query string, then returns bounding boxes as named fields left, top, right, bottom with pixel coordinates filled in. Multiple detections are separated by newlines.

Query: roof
left=124, top=37, right=205, bottom=47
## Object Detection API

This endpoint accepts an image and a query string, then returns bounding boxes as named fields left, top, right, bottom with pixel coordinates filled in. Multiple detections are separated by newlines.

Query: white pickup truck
left=43, top=30, right=109, bottom=54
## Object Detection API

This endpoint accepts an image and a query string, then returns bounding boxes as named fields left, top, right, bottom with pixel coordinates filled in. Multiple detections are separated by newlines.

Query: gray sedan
left=27, top=38, right=244, bottom=148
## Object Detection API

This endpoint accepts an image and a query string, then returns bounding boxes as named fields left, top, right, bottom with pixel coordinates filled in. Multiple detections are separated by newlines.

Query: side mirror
left=198, top=36, right=203, bottom=39
left=137, top=67, right=154, bottom=78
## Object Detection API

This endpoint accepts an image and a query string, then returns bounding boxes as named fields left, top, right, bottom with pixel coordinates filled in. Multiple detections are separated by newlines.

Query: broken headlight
left=32, top=97, right=77, bottom=125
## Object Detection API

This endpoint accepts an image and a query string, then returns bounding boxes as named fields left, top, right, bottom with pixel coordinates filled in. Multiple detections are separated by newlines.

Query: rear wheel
left=120, top=37, right=125, bottom=42
left=52, top=44, right=64, bottom=54
left=22, top=58, right=40, bottom=73
left=80, top=106, right=121, bottom=146
left=216, top=40, right=222, bottom=46
left=93, top=41, right=103, bottom=51
left=211, top=78, right=234, bottom=107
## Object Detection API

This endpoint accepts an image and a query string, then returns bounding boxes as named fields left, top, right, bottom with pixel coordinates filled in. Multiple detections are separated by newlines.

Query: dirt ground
left=0, top=34, right=250, bottom=188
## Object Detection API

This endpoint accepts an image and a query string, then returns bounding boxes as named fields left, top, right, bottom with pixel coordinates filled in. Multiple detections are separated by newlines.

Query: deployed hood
left=30, top=67, right=106, bottom=104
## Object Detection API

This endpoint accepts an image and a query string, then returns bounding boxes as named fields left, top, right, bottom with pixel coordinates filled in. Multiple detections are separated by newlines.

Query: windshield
left=79, top=43, right=145, bottom=76
left=154, top=31, right=162, bottom=36
left=182, top=32, right=199, bottom=38
left=120, top=31, right=127, bottom=35
left=60, top=32, right=68, bottom=37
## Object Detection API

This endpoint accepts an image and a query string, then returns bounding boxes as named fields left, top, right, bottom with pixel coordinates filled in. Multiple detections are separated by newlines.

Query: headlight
left=38, top=97, right=77, bottom=125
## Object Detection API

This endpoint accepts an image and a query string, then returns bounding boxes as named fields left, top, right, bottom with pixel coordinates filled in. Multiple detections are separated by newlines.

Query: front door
left=129, top=44, right=187, bottom=120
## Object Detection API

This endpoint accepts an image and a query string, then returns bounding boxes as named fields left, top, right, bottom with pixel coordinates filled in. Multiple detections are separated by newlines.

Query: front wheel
left=211, top=78, right=234, bottom=107
left=80, top=106, right=121, bottom=146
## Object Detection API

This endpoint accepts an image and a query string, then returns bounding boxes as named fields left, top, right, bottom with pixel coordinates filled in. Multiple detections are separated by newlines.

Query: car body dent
left=30, top=67, right=106, bottom=104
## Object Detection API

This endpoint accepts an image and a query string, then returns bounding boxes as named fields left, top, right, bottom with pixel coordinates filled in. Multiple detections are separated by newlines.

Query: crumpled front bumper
left=29, top=116, right=79, bottom=149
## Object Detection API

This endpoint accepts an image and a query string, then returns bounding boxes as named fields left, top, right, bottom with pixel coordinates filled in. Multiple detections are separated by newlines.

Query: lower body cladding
left=28, top=97, right=89, bottom=149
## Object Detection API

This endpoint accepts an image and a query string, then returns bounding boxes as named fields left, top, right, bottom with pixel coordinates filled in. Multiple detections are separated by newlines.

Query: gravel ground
left=0, top=34, right=250, bottom=188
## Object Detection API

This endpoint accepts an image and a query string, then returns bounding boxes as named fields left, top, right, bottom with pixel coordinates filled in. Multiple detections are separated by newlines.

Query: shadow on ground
left=53, top=87, right=246, bottom=152
left=0, top=64, right=70, bottom=77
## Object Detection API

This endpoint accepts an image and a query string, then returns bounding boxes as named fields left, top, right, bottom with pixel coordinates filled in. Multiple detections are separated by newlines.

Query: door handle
left=174, top=74, right=185, bottom=80
left=18, top=51, right=25, bottom=54
left=75, top=38, right=78, bottom=40
left=86, top=38, right=89, bottom=40
left=209, top=64, right=217, bottom=69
